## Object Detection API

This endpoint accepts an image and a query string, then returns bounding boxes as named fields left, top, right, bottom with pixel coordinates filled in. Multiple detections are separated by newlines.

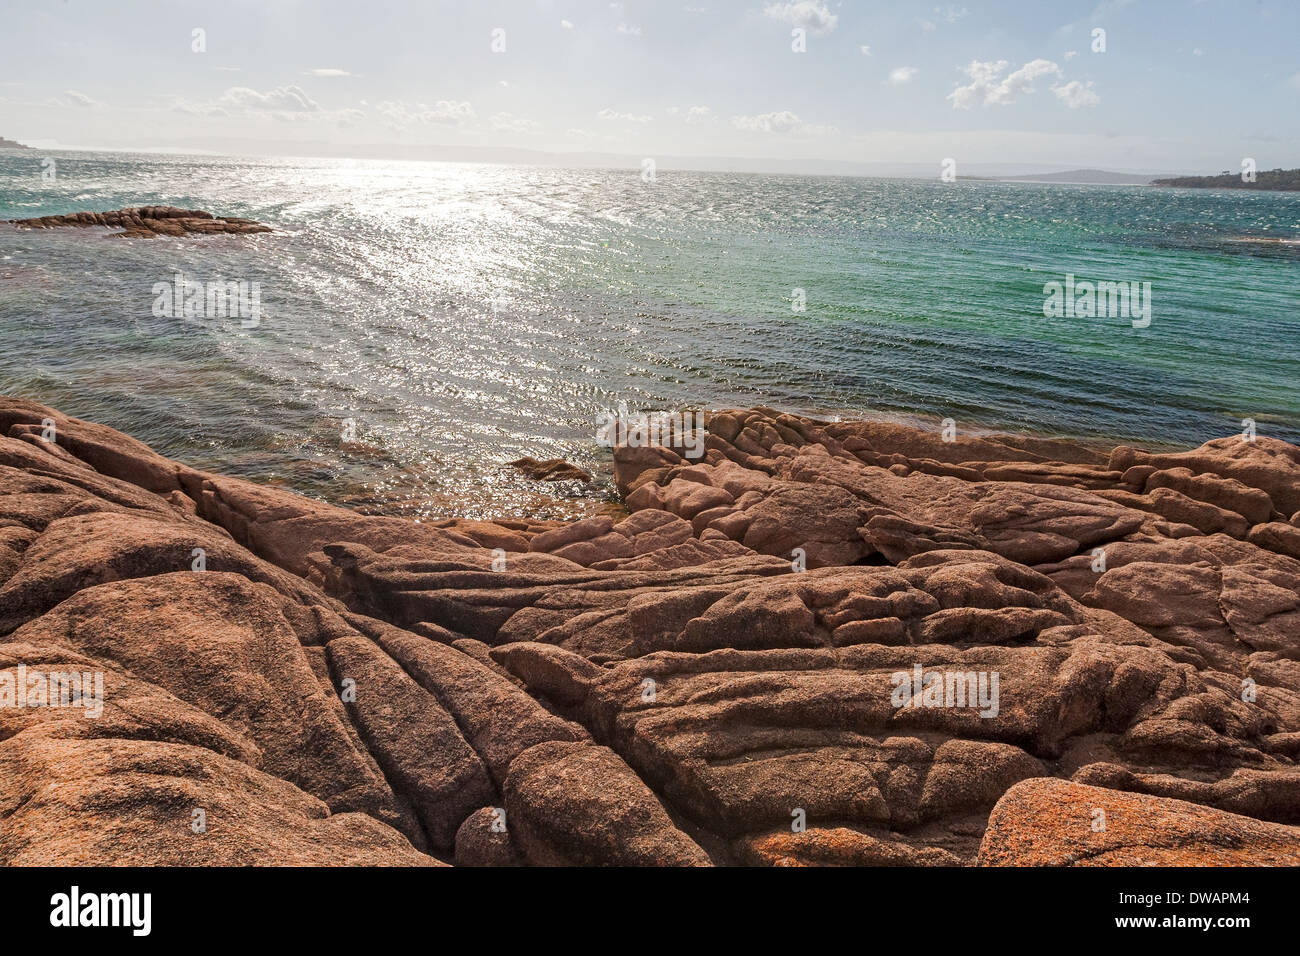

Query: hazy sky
left=2, top=0, right=1297, bottom=171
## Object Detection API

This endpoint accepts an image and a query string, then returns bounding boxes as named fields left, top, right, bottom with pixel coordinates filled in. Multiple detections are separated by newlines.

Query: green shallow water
left=1, top=149, right=1297, bottom=518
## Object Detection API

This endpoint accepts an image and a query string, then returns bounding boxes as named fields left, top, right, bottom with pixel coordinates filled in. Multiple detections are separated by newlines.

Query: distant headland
left=1152, top=168, right=1300, bottom=192
left=0, top=136, right=32, bottom=149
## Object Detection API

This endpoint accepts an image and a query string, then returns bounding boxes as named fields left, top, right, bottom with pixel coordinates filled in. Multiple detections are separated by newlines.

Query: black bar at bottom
left=0, top=865, right=1278, bottom=942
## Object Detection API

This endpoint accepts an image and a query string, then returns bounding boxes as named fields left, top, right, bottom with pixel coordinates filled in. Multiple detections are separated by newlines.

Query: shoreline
left=0, top=386, right=1205, bottom=526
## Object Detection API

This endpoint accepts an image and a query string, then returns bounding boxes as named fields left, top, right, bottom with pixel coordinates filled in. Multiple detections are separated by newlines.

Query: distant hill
left=998, top=168, right=1158, bottom=185
left=1152, top=168, right=1300, bottom=192
left=0, top=136, right=32, bottom=149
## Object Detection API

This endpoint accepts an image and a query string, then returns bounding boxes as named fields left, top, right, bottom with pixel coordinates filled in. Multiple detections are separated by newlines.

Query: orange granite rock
left=979, top=778, right=1300, bottom=866
left=2, top=395, right=1298, bottom=865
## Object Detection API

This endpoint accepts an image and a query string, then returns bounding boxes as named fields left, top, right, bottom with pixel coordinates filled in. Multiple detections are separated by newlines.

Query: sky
left=1, top=0, right=1297, bottom=173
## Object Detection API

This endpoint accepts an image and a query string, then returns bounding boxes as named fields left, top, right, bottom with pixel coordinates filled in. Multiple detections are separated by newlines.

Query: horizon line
left=1, top=140, right=1206, bottom=181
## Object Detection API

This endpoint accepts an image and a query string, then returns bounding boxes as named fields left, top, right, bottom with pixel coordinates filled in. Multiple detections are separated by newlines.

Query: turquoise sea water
left=1, top=149, right=1297, bottom=518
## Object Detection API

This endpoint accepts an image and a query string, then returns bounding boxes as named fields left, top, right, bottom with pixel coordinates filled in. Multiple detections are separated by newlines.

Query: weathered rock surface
left=1, top=396, right=1297, bottom=866
left=7, top=206, right=272, bottom=239
left=979, top=777, right=1300, bottom=865
left=508, top=456, right=593, bottom=482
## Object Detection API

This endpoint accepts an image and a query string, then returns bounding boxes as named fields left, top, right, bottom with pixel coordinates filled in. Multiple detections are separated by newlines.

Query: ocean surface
left=1, top=149, right=1297, bottom=519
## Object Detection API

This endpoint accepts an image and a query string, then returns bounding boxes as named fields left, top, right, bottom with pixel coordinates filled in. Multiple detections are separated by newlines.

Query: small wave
left=1225, top=236, right=1300, bottom=245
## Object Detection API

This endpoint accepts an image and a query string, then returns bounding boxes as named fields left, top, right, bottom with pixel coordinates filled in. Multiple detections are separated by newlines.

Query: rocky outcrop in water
left=7, top=206, right=271, bottom=239
left=508, top=456, right=593, bottom=482
left=0, top=396, right=1297, bottom=865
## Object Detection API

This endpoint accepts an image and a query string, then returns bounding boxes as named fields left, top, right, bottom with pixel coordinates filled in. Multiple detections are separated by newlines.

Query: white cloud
left=616, top=23, right=642, bottom=35
left=762, top=1, right=838, bottom=37
left=168, top=96, right=229, bottom=117
left=304, top=68, right=355, bottom=77
left=947, top=59, right=1060, bottom=108
left=60, top=90, right=101, bottom=108
left=221, top=85, right=320, bottom=112
left=170, top=87, right=365, bottom=124
left=489, top=112, right=541, bottom=133
left=860, top=45, right=872, bottom=56
left=375, top=99, right=475, bottom=128
left=330, top=108, right=365, bottom=128
left=921, top=5, right=967, bottom=31
left=560, top=19, right=574, bottom=30
left=669, top=105, right=713, bottom=122
left=1051, top=79, right=1100, bottom=108
left=597, top=108, right=652, bottom=123
left=1063, top=50, right=1077, bottom=60
left=732, top=110, right=837, bottom=136
left=1291, top=71, right=1300, bottom=90
left=733, top=110, right=801, bottom=133
left=889, top=66, right=919, bottom=85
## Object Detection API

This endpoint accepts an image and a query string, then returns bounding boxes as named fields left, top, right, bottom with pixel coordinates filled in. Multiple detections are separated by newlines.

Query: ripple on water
left=1, top=152, right=1297, bottom=518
